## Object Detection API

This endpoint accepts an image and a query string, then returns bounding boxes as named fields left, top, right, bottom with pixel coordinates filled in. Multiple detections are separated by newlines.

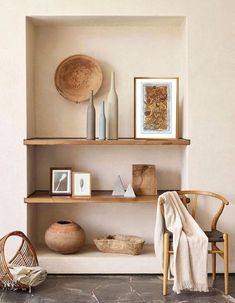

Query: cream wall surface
left=0, top=0, right=234, bottom=271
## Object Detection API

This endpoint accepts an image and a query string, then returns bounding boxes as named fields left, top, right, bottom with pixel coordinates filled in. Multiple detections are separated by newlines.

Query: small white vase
left=107, top=72, right=118, bottom=139
left=99, top=101, right=106, bottom=140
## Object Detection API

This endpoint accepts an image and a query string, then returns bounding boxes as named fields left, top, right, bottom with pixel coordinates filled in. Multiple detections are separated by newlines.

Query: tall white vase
left=107, top=72, right=118, bottom=140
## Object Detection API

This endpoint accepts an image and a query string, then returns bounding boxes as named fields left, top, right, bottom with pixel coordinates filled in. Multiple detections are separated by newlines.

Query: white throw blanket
left=9, top=265, right=47, bottom=288
left=154, top=191, right=208, bottom=293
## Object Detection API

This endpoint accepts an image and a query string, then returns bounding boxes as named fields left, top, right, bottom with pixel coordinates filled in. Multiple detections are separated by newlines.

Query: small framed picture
left=134, top=77, right=179, bottom=139
left=50, top=168, right=72, bottom=196
left=72, top=172, right=91, bottom=196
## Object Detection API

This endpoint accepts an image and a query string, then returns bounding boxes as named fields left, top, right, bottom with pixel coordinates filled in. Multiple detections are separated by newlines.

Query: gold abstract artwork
left=144, top=85, right=168, bottom=130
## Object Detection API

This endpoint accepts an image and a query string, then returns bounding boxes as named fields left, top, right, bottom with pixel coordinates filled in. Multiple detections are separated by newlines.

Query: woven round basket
left=0, top=231, right=38, bottom=290
left=94, top=235, right=145, bottom=255
left=54, top=54, right=103, bottom=103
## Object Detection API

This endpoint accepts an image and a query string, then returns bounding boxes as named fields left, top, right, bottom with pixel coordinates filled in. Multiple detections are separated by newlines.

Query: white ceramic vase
left=107, top=72, right=118, bottom=139
left=99, top=101, right=106, bottom=140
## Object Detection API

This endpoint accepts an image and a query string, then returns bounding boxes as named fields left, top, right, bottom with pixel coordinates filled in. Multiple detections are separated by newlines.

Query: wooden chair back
left=177, top=190, right=229, bottom=231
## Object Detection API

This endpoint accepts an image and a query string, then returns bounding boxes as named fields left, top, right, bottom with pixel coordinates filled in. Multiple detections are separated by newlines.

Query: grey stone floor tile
left=212, top=274, right=235, bottom=298
left=117, top=292, right=145, bottom=302
left=0, top=275, right=234, bottom=303
left=92, top=281, right=132, bottom=302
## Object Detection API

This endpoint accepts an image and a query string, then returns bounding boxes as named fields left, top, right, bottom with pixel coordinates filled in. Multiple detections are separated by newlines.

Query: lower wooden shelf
left=25, top=190, right=169, bottom=204
left=36, top=244, right=161, bottom=274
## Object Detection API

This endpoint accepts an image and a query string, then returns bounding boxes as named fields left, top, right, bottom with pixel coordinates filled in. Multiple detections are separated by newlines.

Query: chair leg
left=223, top=233, right=229, bottom=295
left=212, top=242, right=216, bottom=281
left=163, top=232, right=170, bottom=296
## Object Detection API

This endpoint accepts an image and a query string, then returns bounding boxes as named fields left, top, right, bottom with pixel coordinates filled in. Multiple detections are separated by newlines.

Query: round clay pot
left=45, top=220, right=85, bottom=254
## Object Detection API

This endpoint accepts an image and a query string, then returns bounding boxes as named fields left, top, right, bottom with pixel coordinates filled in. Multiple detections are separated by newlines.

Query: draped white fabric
left=9, top=265, right=47, bottom=288
left=154, top=191, right=208, bottom=293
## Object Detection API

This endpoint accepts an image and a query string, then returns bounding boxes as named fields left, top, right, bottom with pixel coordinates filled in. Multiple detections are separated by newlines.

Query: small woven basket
left=0, top=231, right=38, bottom=290
left=94, top=235, right=145, bottom=255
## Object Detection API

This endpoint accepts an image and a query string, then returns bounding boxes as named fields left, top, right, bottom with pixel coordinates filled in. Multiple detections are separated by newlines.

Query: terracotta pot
left=45, top=220, right=85, bottom=254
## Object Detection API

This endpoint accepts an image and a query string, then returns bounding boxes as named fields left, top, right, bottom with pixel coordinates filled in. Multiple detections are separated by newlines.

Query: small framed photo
left=134, top=77, right=179, bottom=139
left=72, top=172, right=91, bottom=196
left=50, top=168, right=72, bottom=196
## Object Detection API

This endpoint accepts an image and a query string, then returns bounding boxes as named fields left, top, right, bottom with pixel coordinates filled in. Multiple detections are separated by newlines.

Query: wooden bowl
left=55, top=54, right=103, bottom=103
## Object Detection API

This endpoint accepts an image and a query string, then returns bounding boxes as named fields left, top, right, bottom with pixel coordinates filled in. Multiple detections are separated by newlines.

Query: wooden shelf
left=36, top=244, right=160, bottom=274
left=24, top=137, right=190, bottom=146
left=25, top=190, right=170, bottom=204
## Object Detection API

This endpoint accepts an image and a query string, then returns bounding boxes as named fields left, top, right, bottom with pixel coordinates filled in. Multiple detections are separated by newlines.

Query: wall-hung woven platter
left=55, top=54, right=103, bottom=103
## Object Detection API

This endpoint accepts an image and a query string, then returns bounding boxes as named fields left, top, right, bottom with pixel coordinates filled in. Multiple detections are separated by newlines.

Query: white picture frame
left=72, top=172, right=91, bottom=196
left=50, top=168, right=72, bottom=196
left=134, top=77, right=179, bottom=139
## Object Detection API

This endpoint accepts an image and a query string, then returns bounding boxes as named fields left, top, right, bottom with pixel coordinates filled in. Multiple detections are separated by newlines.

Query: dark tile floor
left=0, top=274, right=234, bottom=303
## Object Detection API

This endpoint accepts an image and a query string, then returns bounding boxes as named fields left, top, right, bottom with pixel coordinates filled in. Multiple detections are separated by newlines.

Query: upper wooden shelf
left=25, top=190, right=169, bottom=204
left=24, top=137, right=190, bottom=146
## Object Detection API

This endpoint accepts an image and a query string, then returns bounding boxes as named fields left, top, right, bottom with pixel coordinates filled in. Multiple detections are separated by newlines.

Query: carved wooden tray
left=94, top=235, right=145, bottom=255
left=55, top=54, right=103, bottom=103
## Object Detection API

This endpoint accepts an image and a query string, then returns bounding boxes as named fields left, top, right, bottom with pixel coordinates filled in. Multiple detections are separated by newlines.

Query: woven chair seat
left=168, top=230, right=224, bottom=243
left=204, top=230, right=224, bottom=242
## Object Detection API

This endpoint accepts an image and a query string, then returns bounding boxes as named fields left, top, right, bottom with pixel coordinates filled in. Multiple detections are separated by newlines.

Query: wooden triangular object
left=124, top=184, right=136, bottom=198
left=112, top=175, right=125, bottom=196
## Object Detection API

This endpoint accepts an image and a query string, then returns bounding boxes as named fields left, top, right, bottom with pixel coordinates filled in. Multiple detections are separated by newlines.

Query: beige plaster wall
left=33, top=18, right=185, bottom=138
left=0, top=0, right=235, bottom=272
left=32, top=17, right=185, bottom=190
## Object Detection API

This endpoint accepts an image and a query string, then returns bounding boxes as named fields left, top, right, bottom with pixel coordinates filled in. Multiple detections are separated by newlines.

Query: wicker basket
left=0, top=231, right=38, bottom=290
left=94, top=235, right=145, bottom=255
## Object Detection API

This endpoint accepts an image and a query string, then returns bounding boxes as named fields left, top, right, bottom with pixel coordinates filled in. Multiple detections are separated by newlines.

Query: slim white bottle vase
left=107, top=72, right=118, bottom=140
left=99, top=101, right=106, bottom=140
left=86, top=90, right=96, bottom=140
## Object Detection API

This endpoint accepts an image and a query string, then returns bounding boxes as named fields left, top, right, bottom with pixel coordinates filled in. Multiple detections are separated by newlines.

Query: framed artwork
left=72, top=172, right=91, bottom=196
left=134, top=77, right=179, bottom=139
left=50, top=168, right=72, bottom=196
